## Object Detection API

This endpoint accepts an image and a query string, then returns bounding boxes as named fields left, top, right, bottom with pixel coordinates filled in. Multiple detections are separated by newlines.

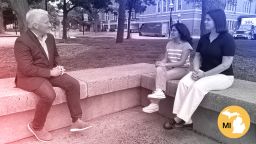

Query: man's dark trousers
left=32, top=74, right=82, bottom=130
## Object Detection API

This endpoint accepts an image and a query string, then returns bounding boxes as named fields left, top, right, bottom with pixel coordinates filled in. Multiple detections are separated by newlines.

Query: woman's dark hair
left=171, top=23, right=193, bottom=46
left=207, top=9, right=228, bottom=33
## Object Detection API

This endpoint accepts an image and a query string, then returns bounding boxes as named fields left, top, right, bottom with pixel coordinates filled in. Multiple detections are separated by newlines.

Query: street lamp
left=169, top=1, right=174, bottom=37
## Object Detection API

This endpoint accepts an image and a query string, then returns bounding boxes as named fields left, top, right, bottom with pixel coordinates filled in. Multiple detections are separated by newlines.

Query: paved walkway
left=10, top=107, right=219, bottom=144
left=0, top=32, right=20, bottom=37
left=68, top=31, right=200, bottom=39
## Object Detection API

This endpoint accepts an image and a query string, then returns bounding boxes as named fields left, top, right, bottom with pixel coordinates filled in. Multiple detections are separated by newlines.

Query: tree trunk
left=126, top=7, right=132, bottom=39
left=0, top=0, right=4, bottom=33
left=127, top=0, right=136, bottom=39
left=92, top=9, right=100, bottom=32
left=9, top=0, right=29, bottom=34
left=200, top=0, right=226, bottom=35
left=62, top=0, right=68, bottom=39
left=116, top=0, right=127, bottom=43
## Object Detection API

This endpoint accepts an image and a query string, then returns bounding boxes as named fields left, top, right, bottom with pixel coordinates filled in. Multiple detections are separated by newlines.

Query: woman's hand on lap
left=191, top=69, right=205, bottom=81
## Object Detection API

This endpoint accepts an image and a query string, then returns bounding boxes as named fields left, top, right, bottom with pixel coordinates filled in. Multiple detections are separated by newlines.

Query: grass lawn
left=0, top=37, right=256, bottom=82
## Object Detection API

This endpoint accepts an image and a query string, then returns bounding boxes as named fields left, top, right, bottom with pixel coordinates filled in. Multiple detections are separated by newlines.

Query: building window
left=225, top=3, right=229, bottom=11
left=243, top=2, right=246, bottom=12
left=131, top=11, right=136, bottom=19
left=233, top=21, right=236, bottom=30
left=248, top=1, right=251, bottom=13
left=105, top=13, right=109, bottom=21
left=167, top=0, right=170, bottom=11
left=178, top=0, right=182, bottom=10
left=157, top=0, right=161, bottom=13
left=163, top=0, right=167, bottom=12
left=232, top=3, right=236, bottom=11
left=227, top=21, right=229, bottom=30
left=244, top=1, right=251, bottom=13
left=225, top=1, right=236, bottom=11
left=246, top=1, right=248, bottom=13
left=244, top=2, right=246, bottom=13
left=113, top=12, right=118, bottom=21
left=255, top=3, right=256, bottom=14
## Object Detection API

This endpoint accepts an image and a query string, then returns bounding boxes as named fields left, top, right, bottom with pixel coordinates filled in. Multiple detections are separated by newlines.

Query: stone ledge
left=141, top=74, right=256, bottom=124
left=0, top=78, right=87, bottom=116
left=200, top=79, right=256, bottom=124
left=68, top=63, right=155, bottom=97
left=0, top=63, right=155, bottom=117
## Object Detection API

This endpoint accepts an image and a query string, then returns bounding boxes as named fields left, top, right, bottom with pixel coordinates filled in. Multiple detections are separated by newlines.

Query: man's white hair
left=26, top=9, right=49, bottom=29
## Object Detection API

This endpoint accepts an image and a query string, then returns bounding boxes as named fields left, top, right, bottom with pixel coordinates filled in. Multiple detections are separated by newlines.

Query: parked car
left=233, top=16, right=256, bottom=40
left=129, top=24, right=139, bottom=33
left=233, top=25, right=254, bottom=40
left=139, top=23, right=167, bottom=37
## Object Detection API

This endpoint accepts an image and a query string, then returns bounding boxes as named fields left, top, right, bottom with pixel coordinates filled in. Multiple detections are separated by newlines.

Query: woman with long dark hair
left=143, top=23, right=193, bottom=113
left=163, top=9, right=236, bottom=129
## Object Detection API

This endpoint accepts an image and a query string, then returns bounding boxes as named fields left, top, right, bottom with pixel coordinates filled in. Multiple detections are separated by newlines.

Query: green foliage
left=131, top=0, right=155, bottom=13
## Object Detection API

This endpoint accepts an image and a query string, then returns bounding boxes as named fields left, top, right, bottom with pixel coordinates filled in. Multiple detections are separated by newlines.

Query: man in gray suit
left=14, top=9, right=91, bottom=142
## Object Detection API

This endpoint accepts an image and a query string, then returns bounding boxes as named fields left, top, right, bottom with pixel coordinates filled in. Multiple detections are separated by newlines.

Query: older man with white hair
left=14, top=9, right=91, bottom=142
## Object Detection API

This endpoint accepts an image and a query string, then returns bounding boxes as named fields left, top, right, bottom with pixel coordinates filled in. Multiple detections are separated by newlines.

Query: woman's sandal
left=163, top=118, right=176, bottom=130
left=174, top=120, right=193, bottom=129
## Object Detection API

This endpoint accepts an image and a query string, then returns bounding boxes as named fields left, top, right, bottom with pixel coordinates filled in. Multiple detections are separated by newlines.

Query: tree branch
left=67, top=5, right=77, bottom=12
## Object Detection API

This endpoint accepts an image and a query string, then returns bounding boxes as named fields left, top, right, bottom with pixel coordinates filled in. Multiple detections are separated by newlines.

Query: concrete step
left=10, top=107, right=220, bottom=144
left=0, top=63, right=155, bottom=143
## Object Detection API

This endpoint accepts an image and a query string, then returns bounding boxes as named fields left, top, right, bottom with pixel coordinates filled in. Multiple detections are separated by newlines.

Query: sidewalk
left=10, top=107, right=219, bottom=144
left=0, top=32, right=20, bottom=37
left=69, top=31, right=200, bottom=40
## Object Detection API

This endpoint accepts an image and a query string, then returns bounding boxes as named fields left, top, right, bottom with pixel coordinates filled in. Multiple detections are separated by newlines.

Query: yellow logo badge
left=218, top=105, right=250, bottom=138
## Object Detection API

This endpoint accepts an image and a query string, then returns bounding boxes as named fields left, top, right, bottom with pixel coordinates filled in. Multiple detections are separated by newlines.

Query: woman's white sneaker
left=142, top=103, right=159, bottom=113
left=147, top=89, right=166, bottom=99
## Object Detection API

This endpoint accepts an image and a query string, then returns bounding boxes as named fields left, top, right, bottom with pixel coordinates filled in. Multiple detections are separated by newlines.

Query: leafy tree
left=115, top=0, right=155, bottom=41
left=6, top=0, right=112, bottom=38
left=8, top=0, right=30, bottom=34
left=29, top=0, right=47, bottom=9
left=48, top=3, right=60, bottom=31
left=2, top=6, right=17, bottom=31
left=126, top=0, right=155, bottom=39
left=7, top=0, right=56, bottom=34
left=56, top=0, right=112, bottom=39
left=0, top=0, right=9, bottom=33
left=81, top=1, right=113, bottom=32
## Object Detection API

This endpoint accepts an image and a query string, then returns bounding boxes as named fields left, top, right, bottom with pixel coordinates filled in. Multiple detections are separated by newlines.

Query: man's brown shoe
left=70, top=119, right=92, bottom=132
left=27, top=122, right=53, bottom=142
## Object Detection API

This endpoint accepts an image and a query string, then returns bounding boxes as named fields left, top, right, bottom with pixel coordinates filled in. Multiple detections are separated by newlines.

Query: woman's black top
left=196, top=32, right=236, bottom=75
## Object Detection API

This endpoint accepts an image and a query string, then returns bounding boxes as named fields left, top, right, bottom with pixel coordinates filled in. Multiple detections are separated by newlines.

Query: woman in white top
left=143, top=23, right=193, bottom=113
